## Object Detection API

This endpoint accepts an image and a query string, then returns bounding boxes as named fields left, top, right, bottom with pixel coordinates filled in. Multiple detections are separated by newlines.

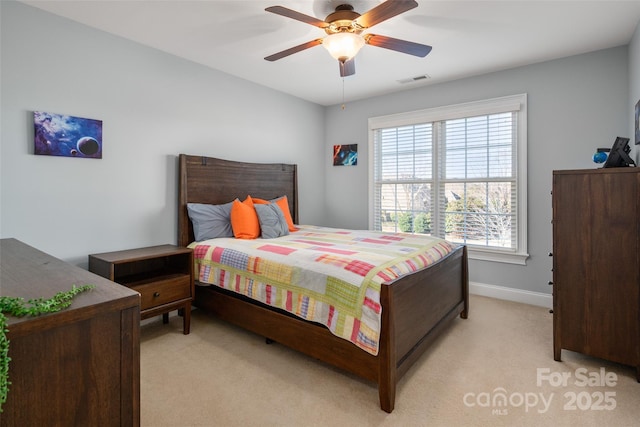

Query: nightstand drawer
left=133, top=274, right=191, bottom=310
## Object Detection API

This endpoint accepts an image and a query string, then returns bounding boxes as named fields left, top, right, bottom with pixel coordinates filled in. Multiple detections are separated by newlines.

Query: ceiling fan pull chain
left=341, top=77, right=346, bottom=110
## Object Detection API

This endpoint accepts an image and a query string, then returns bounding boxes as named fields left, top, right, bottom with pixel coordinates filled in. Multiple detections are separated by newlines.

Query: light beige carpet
left=140, top=295, right=640, bottom=426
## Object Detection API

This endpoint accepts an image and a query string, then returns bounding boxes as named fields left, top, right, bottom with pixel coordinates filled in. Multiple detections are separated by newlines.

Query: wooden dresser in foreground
left=0, top=238, right=141, bottom=426
left=552, top=168, right=639, bottom=381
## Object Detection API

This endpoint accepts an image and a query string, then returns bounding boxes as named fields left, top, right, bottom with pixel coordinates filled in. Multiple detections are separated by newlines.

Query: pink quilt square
left=258, top=244, right=297, bottom=256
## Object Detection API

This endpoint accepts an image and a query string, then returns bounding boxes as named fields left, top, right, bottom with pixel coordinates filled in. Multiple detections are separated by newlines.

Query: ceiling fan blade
left=365, top=34, right=432, bottom=57
left=264, top=38, right=324, bottom=61
left=339, top=59, right=355, bottom=77
left=355, top=0, right=418, bottom=28
left=265, top=6, right=329, bottom=28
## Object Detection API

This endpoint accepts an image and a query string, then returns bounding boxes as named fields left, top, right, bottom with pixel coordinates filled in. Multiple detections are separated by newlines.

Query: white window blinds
left=369, top=94, right=528, bottom=264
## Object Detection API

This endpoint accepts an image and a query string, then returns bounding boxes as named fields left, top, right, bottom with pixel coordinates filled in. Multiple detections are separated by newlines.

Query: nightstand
left=89, top=244, right=194, bottom=334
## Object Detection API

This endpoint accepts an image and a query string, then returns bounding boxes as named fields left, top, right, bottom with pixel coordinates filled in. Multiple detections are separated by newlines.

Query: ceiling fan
left=264, top=0, right=432, bottom=77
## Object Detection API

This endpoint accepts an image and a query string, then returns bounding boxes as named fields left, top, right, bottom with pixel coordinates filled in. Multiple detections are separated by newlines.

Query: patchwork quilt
left=190, top=225, right=459, bottom=355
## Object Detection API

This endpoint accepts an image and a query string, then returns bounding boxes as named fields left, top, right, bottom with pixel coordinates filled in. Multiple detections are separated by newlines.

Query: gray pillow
left=255, top=203, right=289, bottom=239
left=187, top=201, right=235, bottom=241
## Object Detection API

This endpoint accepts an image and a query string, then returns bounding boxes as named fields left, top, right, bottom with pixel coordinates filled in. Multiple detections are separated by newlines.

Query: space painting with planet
left=34, top=111, right=102, bottom=158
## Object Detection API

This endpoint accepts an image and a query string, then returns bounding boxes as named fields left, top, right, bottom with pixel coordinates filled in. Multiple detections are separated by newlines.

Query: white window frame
left=368, top=94, right=529, bottom=265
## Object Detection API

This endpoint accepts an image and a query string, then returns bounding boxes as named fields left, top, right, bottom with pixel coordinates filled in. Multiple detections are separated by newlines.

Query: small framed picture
left=34, top=111, right=103, bottom=158
left=635, top=99, right=640, bottom=145
left=333, top=144, right=358, bottom=166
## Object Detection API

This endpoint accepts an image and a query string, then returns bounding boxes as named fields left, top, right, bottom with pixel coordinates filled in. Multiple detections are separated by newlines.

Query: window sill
left=467, top=247, right=529, bottom=265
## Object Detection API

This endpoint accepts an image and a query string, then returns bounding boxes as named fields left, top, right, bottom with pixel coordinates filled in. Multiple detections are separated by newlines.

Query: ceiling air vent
left=397, top=74, right=431, bottom=84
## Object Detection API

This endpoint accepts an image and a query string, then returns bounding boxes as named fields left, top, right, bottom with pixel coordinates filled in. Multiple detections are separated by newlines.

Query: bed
left=177, top=154, right=469, bottom=413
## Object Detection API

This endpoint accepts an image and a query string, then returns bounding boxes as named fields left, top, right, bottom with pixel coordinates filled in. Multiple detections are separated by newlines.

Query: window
left=368, top=94, right=528, bottom=265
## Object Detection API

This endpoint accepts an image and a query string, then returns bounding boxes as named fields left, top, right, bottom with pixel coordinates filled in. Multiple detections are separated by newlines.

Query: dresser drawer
left=133, top=274, right=191, bottom=310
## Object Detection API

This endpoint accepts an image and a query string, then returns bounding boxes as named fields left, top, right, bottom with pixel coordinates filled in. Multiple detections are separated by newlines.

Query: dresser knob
left=153, top=292, right=160, bottom=297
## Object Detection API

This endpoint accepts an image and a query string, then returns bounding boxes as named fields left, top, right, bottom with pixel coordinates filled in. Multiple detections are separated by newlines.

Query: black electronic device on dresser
left=603, top=136, right=636, bottom=168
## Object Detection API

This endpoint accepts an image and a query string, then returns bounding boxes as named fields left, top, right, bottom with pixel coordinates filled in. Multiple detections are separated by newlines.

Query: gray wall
left=323, top=46, right=630, bottom=296
left=0, top=2, right=325, bottom=266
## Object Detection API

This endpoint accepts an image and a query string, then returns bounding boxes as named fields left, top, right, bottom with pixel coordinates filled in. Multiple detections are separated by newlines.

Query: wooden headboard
left=178, top=154, right=298, bottom=247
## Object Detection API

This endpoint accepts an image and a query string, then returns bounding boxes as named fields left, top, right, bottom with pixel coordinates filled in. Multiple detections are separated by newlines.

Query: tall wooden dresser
left=0, top=239, right=141, bottom=426
left=552, top=168, right=639, bottom=381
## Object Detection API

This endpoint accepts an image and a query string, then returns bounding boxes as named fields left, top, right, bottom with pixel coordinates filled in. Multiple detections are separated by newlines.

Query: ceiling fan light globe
left=322, top=32, right=365, bottom=61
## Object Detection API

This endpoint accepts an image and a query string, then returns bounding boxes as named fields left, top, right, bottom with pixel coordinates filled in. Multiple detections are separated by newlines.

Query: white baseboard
left=470, top=281, right=552, bottom=308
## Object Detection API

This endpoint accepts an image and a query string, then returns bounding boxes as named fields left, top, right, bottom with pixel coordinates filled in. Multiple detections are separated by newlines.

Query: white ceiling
left=20, top=0, right=640, bottom=106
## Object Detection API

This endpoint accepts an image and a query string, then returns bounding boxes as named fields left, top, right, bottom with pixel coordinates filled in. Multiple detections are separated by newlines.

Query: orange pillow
left=230, top=196, right=260, bottom=239
left=273, top=196, right=298, bottom=232
left=252, top=198, right=269, bottom=205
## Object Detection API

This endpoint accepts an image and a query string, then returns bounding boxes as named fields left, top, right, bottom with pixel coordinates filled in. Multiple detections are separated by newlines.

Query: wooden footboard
left=378, top=244, right=468, bottom=412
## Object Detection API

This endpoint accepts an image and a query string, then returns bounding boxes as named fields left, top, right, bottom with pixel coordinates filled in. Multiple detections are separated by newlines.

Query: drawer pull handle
left=153, top=292, right=160, bottom=297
